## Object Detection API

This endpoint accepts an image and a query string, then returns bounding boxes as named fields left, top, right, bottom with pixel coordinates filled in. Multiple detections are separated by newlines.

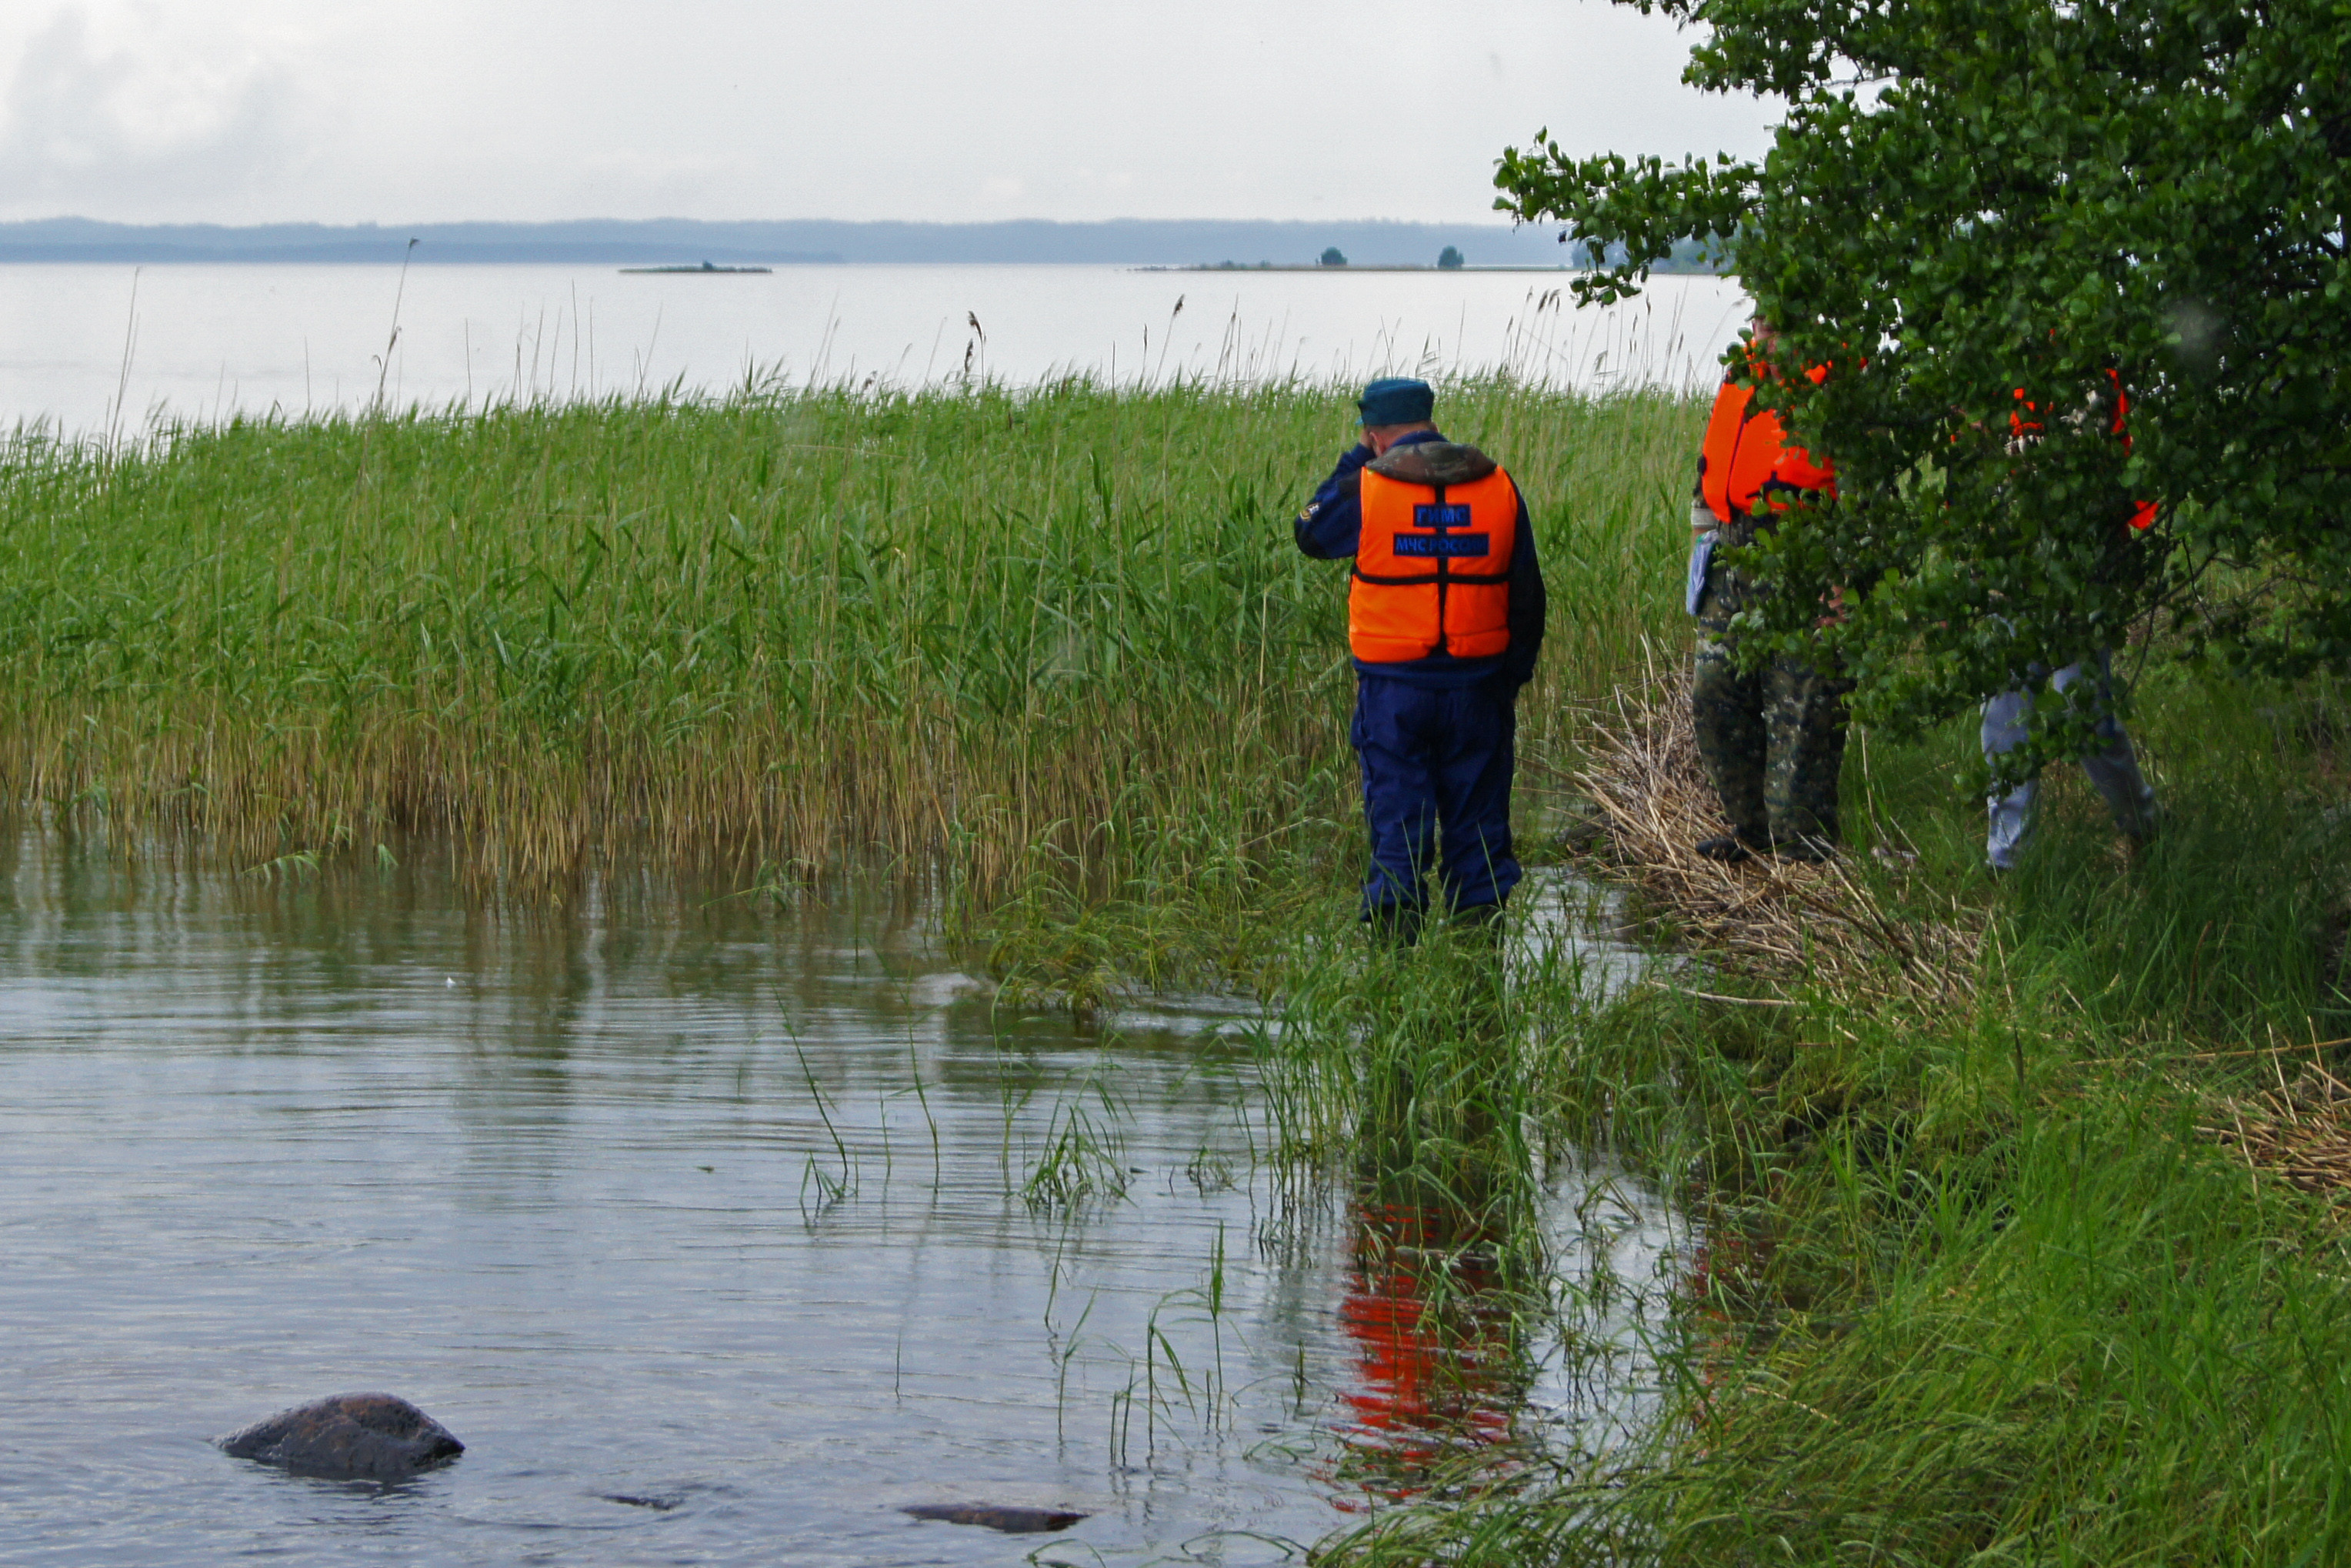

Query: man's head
left=1358, top=377, right=1436, bottom=453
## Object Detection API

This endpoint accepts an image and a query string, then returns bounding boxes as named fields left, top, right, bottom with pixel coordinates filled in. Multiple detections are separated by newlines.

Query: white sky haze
left=0, top=0, right=1777, bottom=225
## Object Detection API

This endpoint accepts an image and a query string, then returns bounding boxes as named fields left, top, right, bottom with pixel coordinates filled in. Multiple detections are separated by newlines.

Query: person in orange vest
left=1980, top=371, right=2159, bottom=869
left=1687, top=319, right=1847, bottom=862
left=1296, top=378, right=1546, bottom=940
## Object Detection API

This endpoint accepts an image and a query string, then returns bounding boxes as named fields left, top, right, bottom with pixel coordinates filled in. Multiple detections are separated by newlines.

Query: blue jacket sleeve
left=1294, top=444, right=1373, bottom=559
left=1502, top=499, right=1546, bottom=690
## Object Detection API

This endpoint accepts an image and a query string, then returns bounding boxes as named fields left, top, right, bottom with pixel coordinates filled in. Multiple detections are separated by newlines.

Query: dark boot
left=1696, top=826, right=1771, bottom=863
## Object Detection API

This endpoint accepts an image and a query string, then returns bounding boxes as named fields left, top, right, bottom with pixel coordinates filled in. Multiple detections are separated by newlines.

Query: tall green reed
left=0, top=379, right=1699, bottom=921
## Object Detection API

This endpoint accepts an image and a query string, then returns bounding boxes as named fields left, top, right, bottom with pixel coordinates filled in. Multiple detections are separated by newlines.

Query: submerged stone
left=902, top=1503, right=1089, bottom=1534
left=217, top=1393, right=465, bottom=1482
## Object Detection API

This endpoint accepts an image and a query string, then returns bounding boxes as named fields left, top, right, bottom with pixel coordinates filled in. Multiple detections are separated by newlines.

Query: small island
left=619, top=260, right=773, bottom=275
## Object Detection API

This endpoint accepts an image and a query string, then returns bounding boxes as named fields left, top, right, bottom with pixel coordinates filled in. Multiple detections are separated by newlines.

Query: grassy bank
left=0, top=380, right=1693, bottom=936
left=1313, top=669, right=2351, bottom=1561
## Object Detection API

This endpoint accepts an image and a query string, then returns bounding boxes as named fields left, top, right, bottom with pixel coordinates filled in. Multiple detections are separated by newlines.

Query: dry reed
left=1573, top=652, right=1983, bottom=1002
left=2203, top=1058, right=2351, bottom=1206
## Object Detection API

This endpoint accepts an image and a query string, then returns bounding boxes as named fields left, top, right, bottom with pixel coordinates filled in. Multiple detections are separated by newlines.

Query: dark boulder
left=218, top=1393, right=465, bottom=1482
left=902, top=1503, right=1089, bottom=1534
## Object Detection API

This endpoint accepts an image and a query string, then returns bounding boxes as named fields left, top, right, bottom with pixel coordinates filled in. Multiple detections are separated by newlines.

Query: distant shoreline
left=0, top=215, right=1612, bottom=269
left=1141, top=263, right=1734, bottom=276
left=1144, top=264, right=1576, bottom=274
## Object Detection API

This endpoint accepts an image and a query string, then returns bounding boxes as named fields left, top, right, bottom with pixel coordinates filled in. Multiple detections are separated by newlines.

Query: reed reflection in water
left=0, top=832, right=1681, bottom=1563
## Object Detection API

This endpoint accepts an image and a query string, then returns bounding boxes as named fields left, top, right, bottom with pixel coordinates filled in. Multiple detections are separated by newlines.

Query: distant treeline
left=0, top=216, right=1731, bottom=272
left=1567, top=235, right=1731, bottom=273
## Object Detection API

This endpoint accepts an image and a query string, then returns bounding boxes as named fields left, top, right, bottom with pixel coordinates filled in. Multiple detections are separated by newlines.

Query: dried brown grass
left=1573, top=652, right=1983, bottom=1004
left=2202, top=1055, right=2351, bottom=1209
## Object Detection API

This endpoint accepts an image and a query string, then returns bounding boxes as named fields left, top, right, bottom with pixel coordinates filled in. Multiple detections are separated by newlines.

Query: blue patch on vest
left=1412, top=502, right=1473, bottom=529
left=1393, top=532, right=1491, bottom=558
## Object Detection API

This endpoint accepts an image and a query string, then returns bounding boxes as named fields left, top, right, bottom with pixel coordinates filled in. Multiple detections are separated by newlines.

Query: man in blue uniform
left=1294, top=378, right=1546, bottom=940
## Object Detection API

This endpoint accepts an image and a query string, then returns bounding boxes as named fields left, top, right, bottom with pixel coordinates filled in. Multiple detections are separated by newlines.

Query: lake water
left=0, top=835, right=1678, bottom=1565
left=0, top=264, right=1751, bottom=439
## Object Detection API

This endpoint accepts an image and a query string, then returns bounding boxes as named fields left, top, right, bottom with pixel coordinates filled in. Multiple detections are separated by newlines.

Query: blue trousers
left=1981, top=652, right=2158, bottom=869
left=1352, top=676, right=1522, bottom=917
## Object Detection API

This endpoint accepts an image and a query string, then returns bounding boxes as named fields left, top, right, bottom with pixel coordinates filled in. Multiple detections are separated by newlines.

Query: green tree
left=1438, top=245, right=1466, bottom=269
left=1319, top=245, right=1349, bottom=267
left=1496, top=0, right=2351, bottom=759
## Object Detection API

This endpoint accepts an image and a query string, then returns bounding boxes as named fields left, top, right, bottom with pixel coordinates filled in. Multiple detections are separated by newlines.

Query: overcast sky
left=0, top=1, right=1776, bottom=227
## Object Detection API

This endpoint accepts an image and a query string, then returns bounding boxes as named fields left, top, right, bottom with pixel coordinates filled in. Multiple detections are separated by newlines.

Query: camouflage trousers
left=1690, top=557, right=1852, bottom=848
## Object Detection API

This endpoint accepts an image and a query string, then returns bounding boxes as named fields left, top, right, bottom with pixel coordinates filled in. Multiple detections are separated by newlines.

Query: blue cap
left=1357, top=377, right=1435, bottom=427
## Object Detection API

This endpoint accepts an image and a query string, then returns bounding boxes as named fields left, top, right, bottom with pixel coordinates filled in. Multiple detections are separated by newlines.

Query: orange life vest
left=2010, top=369, right=2156, bottom=530
left=1349, top=465, right=1519, bottom=663
left=1699, top=365, right=1835, bottom=525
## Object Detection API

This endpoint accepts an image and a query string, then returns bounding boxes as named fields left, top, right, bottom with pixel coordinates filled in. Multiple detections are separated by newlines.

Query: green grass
left=1319, top=668, right=2351, bottom=1564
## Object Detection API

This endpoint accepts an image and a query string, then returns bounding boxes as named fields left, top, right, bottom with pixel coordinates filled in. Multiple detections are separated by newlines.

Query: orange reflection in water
left=1680, top=1209, right=1771, bottom=1442
left=1324, top=1199, right=1528, bottom=1510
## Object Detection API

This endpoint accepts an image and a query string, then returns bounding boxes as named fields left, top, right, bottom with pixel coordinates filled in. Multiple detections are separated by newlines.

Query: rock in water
left=902, top=1503, right=1089, bottom=1534
left=218, top=1393, right=465, bottom=1482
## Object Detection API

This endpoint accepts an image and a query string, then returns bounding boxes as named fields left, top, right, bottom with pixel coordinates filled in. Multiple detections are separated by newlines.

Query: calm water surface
left=0, top=838, right=1677, bottom=1565
left=0, top=263, right=1752, bottom=438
